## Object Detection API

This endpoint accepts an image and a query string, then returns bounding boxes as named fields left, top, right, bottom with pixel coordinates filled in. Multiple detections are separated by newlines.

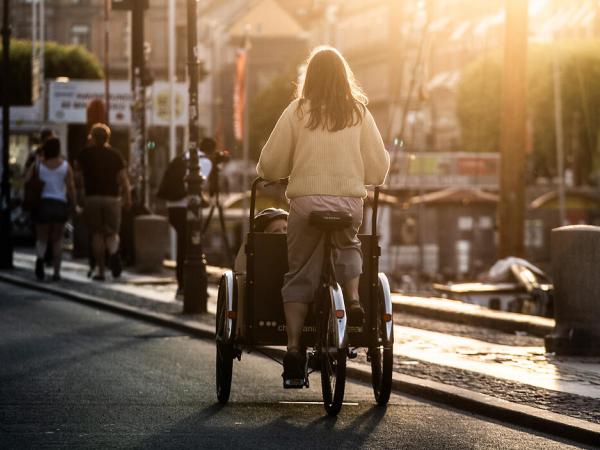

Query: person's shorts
left=84, top=196, right=121, bottom=235
left=35, top=198, right=69, bottom=224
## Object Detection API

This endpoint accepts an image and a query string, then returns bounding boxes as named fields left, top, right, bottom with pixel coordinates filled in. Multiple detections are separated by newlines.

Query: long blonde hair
left=295, top=46, right=368, bottom=132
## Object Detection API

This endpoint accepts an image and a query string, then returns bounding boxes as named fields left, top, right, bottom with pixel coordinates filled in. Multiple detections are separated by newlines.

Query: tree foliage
left=248, top=75, right=296, bottom=162
left=457, top=40, right=600, bottom=184
left=0, top=39, right=103, bottom=105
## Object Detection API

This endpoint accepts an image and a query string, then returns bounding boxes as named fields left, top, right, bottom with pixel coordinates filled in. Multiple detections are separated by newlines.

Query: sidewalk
left=3, top=250, right=600, bottom=428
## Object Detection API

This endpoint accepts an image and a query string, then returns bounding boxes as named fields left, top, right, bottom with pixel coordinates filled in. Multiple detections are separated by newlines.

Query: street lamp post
left=104, top=0, right=110, bottom=124
left=0, top=0, right=13, bottom=269
left=183, top=0, right=208, bottom=313
left=498, top=0, right=528, bottom=258
left=130, top=0, right=147, bottom=209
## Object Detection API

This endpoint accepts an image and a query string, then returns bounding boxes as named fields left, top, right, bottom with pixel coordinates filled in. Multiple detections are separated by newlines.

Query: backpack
left=23, top=162, right=45, bottom=211
left=157, top=156, right=187, bottom=201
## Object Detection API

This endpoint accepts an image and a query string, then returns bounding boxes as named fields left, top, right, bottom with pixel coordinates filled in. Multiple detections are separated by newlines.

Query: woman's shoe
left=282, top=349, right=307, bottom=389
left=51, top=273, right=61, bottom=282
left=35, top=258, right=45, bottom=281
left=346, top=298, right=365, bottom=325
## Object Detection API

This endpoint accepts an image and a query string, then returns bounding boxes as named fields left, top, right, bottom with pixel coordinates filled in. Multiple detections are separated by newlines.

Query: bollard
left=134, top=215, right=169, bottom=273
left=545, top=225, right=600, bottom=355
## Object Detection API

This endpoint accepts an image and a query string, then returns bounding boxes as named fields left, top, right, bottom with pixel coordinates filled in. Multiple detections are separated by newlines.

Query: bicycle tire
left=370, top=277, right=393, bottom=405
left=320, top=292, right=347, bottom=416
left=216, top=275, right=234, bottom=404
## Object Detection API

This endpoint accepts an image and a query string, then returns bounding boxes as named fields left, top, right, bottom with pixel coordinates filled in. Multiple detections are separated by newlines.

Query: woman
left=257, top=46, right=390, bottom=384
left=26, top=137, right=76, bottom=281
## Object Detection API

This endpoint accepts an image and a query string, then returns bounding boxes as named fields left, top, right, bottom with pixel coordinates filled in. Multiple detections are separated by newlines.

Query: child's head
left=254, top=208, right=288, bottom=233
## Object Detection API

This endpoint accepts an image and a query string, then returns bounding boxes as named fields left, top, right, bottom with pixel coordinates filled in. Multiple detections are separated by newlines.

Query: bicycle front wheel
left=320, top=288, right=347, bottom=416
left=216, top=274, right=234, bottom=404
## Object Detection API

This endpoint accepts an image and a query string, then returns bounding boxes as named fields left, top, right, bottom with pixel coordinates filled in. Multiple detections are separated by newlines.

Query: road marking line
left=278, top=401, right=359, bottom=406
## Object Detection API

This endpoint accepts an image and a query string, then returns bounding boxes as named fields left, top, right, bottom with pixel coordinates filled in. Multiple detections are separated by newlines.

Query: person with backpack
left=157, top=138, right=214, bottom=297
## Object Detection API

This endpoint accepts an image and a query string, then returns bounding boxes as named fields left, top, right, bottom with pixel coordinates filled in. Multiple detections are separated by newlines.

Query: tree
left=0, top=39, right=103, bottom=105
left=457, top=40, right=600, bottom=185
left=248, top=75, right=296, bottom=162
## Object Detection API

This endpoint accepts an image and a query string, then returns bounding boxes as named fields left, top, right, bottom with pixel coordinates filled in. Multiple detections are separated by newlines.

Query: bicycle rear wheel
left=216, top=274, right=234, bottom=404
left=370, top=274, right=394, bottom=405
left=320, top=290, right=347, bottom=416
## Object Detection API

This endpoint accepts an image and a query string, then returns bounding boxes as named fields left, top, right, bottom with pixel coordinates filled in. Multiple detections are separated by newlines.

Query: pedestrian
left=157, top=138, right=213, bottom=298
left=256, top=46, right=390, bottom=385
left=25, top=128, right=55, bottom=171
left=24, top=137, right=76, bottom=281
left=76, top=123, right=131, bottom=281
left=25, top=128, right=56, bottom=267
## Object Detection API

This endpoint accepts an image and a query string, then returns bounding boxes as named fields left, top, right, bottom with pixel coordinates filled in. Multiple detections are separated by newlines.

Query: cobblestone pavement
left=9, top=251, right=600, bottom=426
left=395, top=313, right=543, bottom=347
left=391, top=355, right=600, bottom=424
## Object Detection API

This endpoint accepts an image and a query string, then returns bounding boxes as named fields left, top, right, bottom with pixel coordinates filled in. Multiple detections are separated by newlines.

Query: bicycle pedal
left=347, top=348, right=358, bottom=359
left=283, top=378, right=308, bottom=389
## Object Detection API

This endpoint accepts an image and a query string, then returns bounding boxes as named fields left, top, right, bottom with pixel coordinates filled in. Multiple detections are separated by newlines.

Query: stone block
left=545, top=225, right=600, bottom=355
left=134, top=214, right=169, bottom=273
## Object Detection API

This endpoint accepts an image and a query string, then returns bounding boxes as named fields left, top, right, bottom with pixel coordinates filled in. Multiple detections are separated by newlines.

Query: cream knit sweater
left=257, top=99, right=390, bottom=199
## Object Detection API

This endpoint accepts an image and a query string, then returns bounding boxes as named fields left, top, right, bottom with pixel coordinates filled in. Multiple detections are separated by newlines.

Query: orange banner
left=233, top=50, right=247, bottom=141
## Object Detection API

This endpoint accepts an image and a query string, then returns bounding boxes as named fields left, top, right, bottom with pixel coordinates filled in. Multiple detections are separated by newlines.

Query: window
left=458, top=216, right=473, bottom=231
left=478, top=216, right=493, bottom=230
left=525, top=219, right=544, bottom=248
left=456, top=240, right=470, bottom=274
left=70, top=24, right=91, bottom=48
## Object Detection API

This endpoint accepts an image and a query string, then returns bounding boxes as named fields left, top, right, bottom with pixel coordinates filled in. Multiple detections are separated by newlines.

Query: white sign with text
left=48, top=80, right=189, bottom=126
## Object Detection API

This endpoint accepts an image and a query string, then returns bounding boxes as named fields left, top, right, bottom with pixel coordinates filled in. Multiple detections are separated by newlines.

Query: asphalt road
left=0, top=282, right=588, bottom=449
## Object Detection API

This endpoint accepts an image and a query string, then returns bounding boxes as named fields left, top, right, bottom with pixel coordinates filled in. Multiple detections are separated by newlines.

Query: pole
left=241, top=31, right=250, bottom=237
left=168, top=0, right=176, bottom=260
left=39, top=0, right=44, bottom=119
left=552, top=40, right=566, bottom=226
left=183, top=0, right=208, bottom=313
left=498, top=0, right=528, bottom=258
left=168, top=0, right=176, bottom=161
left=104, top=0, right=110, bottom=124
left=1, top=0, right=13, bottom=269
left=130, top=0, right=146, bottom=210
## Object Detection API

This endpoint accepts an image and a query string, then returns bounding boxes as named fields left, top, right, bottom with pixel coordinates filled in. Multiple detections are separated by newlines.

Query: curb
left=391, top=295, right=555, bottom=337
left=168, top=258, right=556, bottom=338
left=0, top=271, right=215, bottom=340
left=1, top=271, right=598, bottom=446
left=345, top=363, right=600, bottom=447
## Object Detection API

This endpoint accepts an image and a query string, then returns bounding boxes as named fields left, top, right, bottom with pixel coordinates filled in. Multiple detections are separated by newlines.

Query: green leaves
left=249, top=75, right=295, bottom=162
left=0, top=39, right=103, bottom=105
left=457, top=40, right=600, bottom=185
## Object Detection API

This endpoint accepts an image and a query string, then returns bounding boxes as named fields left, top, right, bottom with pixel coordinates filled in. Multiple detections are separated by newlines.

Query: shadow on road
left=137, top=402, right=388, bottom=449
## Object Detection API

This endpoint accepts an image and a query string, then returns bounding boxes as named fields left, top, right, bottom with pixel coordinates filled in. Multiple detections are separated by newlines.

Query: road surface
left=0, top=282, right=586, bottom=449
